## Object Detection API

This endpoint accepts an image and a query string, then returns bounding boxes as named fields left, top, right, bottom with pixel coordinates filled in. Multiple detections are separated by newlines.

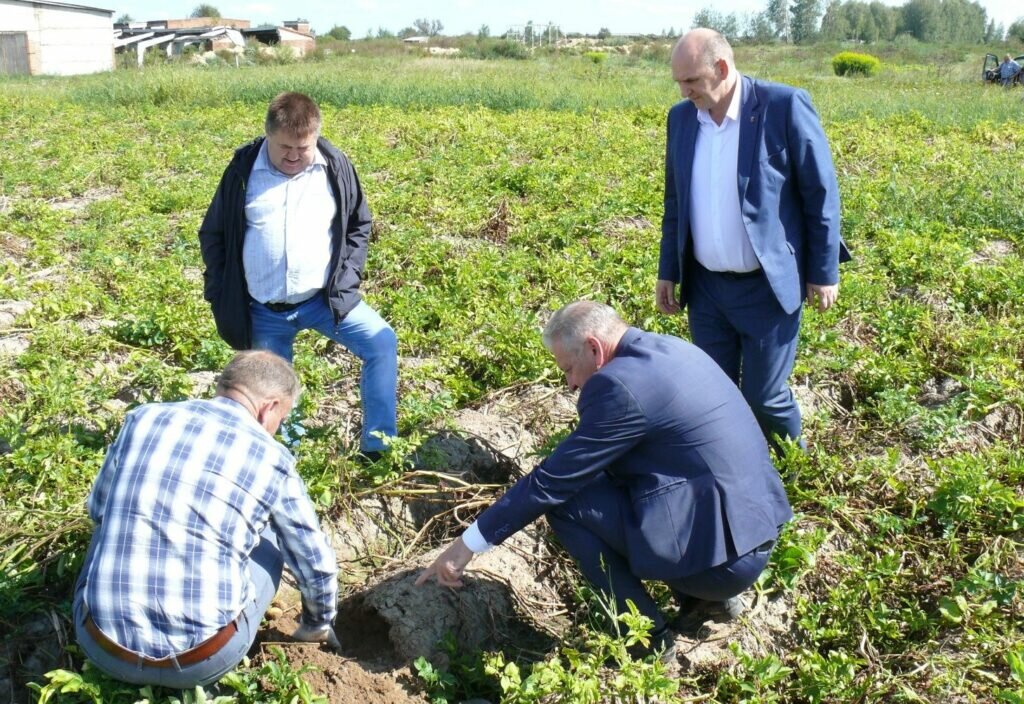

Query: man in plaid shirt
left=73, top=351, right=339, bottom=688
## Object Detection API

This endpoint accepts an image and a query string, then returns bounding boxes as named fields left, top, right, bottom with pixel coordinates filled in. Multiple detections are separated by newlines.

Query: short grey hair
left=542, top=301, right=628, bottom=352
left=216, top=350, right=301, bottom=405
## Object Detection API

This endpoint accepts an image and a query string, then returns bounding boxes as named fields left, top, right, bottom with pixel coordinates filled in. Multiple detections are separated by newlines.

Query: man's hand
left=656, top=280, right=681, bottom=315
left=293, top=622, right=343, bottom=652
left=415, top=537, right=475, bottom=588
left=806, top=283, right=839, bottom=312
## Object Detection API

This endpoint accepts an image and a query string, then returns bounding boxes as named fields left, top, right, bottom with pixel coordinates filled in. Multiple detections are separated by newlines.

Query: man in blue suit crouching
left=656, top=29, right=851, bottom=448
left=417, top=301, right=793, bottom=661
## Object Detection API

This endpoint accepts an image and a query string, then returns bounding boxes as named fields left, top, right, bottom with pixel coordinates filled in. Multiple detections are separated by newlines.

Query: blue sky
left=114, top=0, right=1022, bottom=37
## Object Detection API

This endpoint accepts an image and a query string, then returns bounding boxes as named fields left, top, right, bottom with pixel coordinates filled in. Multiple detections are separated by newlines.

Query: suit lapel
left=737, top=75, right=763, bottom=204
left=678, top=105, right=699, bottom=210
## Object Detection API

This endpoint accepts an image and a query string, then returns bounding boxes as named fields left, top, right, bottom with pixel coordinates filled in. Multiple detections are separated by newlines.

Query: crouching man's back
left=74, top=351, right=338, bottom=688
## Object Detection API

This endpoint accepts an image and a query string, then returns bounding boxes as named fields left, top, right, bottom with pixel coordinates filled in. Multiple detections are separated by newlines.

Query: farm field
left=1, top=45, right=1023, bottom=702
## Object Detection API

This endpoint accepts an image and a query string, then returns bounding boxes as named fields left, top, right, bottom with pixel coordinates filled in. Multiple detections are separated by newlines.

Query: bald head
left=673, top=28, right=734, bottom=71
left=670, top=28, right=738, bottom=124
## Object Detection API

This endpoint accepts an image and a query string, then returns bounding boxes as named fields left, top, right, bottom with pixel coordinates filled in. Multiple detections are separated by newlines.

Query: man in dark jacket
left=199, top=92, right=397, bottom=458
left=417, top=301, right=793, bottom=661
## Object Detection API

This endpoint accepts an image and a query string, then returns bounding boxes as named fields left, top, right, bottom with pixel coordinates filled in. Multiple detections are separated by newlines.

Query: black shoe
left=672, top=596, right=745, bottom=635
left=356, top=450, right=384, bottom=466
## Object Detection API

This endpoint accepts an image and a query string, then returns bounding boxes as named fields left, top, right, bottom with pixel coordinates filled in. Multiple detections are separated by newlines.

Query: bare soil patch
left=48, top=186, right=120, bottom=214
left=969, top=238, right=1015, bottom=264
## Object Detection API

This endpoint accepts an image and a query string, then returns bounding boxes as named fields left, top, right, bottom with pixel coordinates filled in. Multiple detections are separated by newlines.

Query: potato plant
left=2, top=45, right=1022, bottom=702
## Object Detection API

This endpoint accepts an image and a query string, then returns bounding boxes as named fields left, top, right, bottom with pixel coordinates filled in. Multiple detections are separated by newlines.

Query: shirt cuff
left=461, top=521, right=493, bottom=554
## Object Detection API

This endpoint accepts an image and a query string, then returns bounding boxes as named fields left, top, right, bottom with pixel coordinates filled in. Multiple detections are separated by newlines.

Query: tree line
left=695, top=0, right=1017, bottom=44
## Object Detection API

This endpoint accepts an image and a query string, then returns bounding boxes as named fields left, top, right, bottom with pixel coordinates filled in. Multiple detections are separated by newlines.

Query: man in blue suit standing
left=417, top=301, right=793, bottom=659
left=656, top=29, right=850, bottom=447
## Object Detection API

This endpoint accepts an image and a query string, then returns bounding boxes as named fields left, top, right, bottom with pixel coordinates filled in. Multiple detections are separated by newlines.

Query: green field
left=1, top=46, right=1023, bottom=702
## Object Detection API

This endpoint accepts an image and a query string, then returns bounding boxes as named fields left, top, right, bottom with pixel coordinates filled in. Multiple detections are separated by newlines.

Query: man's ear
left=257, top=397, right=281, bottom=430
left=715, top=58, right=729, bottom=80
left=585, top=335, right=608, bottom=367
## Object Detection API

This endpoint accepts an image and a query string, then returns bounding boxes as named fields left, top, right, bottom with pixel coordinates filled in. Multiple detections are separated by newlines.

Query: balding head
left=216, top=350, right=300, bottom=436
left=673, top=28, right=734, bottom=71
left=670, top=28, right=738, bottom=124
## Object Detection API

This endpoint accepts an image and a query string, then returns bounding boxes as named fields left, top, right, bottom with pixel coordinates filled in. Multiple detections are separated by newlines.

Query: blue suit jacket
left=658, top=76, right=850, bottom=315
left=476, top=329, right=793, bottom=580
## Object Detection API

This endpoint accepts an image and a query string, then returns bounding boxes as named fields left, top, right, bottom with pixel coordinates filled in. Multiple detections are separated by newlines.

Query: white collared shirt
left=243, top=140, right=336, bottom=305
left=689, top=77, right=761, bottom=273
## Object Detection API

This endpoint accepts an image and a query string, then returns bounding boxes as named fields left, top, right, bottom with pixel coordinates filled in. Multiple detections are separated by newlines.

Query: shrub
left=584, top=50, right=608, bottom=65
left=832, top=51, right=881, bottom=77
left=463, top=39, right=530, bottom=60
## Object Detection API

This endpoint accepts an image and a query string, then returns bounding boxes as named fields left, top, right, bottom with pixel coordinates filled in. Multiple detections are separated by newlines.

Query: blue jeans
left=547, top=474, right=773, bottom=633
left=74, top=528, right=283, bottom=688
left=249, top=296, right=398, bottom=452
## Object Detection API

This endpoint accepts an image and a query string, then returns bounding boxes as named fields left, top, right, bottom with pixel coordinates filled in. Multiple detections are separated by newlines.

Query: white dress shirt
left=243, top=140, right=336, bottom=305
left=461, top=521, right=492, bottom=553
left=689, top=77, right=761, bottom=274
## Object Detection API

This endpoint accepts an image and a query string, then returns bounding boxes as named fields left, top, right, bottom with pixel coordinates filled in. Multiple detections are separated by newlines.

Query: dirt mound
left=254, top=611, right=424, bottom=704
left=257, top=526, right=564, bottom=703
left=335, top=529, right=563, bottom=666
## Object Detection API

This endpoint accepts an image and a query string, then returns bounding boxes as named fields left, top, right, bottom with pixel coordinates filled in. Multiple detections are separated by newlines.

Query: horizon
left=110, top=0, right=1024, bottom=41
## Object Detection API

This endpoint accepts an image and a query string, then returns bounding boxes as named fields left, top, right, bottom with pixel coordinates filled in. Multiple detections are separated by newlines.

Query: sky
left=113, top=0, right=1023, bottom=37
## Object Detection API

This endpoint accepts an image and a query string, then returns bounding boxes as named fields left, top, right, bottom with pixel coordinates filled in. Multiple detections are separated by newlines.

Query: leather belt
left=709, top=267, right=762, bottom=280
left=262, top=294, right=318, bottom=313
left=84, top=615, right=238, bottom=668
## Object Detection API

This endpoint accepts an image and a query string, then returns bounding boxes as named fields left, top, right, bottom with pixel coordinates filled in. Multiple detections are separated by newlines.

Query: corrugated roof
left=2, top=0, right=114, bottom=14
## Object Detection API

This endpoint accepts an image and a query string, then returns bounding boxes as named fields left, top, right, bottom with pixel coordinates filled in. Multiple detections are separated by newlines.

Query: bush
left=832, top=51, right=881, bottom=77
left=462, top=39, right=530, bottom=60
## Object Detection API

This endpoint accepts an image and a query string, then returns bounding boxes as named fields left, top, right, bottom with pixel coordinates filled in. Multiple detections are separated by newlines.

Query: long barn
left=1, top=0, right=113, bottom=76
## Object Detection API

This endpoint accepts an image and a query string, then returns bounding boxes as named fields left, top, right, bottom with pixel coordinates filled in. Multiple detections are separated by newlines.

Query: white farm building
left=1, top=0, right=114, bottom=76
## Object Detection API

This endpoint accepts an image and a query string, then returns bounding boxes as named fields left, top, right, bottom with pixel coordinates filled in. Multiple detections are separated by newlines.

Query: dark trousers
left=547, top=474, right=773, bottom=632
left=687, top=264, right=803, bottom=446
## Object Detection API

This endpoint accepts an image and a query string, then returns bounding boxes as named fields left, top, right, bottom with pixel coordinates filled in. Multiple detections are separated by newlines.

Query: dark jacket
left=198, top=136, right=372, bottom=350
left=476, top=328, right=793, bottom=580
left=660, top=76, right=851, bottom=314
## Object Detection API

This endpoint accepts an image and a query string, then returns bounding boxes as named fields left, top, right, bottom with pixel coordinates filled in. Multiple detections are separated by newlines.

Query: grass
left=1, top=43, right=1022, bottom=702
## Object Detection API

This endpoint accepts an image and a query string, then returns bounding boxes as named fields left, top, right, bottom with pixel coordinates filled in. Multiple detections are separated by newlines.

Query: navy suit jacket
left=476, top=329, right=793, bottom=580
left=658, top=75, right=851, bottom=315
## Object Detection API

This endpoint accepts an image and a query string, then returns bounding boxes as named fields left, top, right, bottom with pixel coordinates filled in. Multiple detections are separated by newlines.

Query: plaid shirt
left=79, top=396, right=337, bottom=658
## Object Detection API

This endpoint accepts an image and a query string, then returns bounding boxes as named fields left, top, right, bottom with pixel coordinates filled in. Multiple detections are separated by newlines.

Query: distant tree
left=410, top=18, right=443, bottom=36
left=116, top=12, right=133, bottom=23
left=1008, top=17, right=1024, bottom=42
left=870, top=1, right=900, bottom=41
left=478, top=24, right=490, bottom=39
left=983, top=19, right=999, bottom=41
left=692, top=7, right=740, bottom=40
left=376, top=26, right=395, bottom=39
left=901, top=0, right=941, bottom=41
left=744, top=9, right=777, bottom=41
left=819, top=0, right=848, bottom=39
left=190, top=4, right=221, bottom=19
left=326, top=25, right=351, bottom=41
left=397, top=27, right=417, bottom=38
left=597, top=27, right=612, bottom=40
left=765, top=0, right=791, bottom=41
left=790, top=0, right=822, bottom=43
